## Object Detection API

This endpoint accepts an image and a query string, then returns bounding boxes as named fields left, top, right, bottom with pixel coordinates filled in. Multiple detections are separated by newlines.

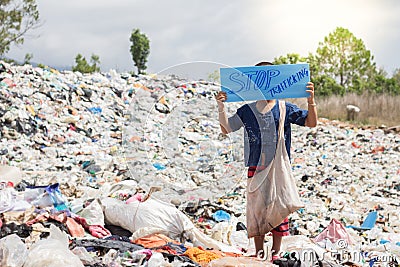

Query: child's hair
left=255, top=61, right=273, bottom=66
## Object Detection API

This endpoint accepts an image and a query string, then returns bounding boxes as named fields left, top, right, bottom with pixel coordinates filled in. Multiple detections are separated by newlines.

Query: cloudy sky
left=7, top=0, right=400, bottom=78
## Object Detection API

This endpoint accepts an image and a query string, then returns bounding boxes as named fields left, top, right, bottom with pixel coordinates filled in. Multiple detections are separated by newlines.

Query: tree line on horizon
left=1, top=0, right=399, bottom=96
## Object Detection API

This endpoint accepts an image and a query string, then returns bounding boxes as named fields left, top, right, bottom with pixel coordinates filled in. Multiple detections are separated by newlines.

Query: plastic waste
left=101, top=197, right=241, bottom=253
left=101, top=197, right=192, bottom=240
left=102, top=249, right=121, bottom=267
left=0, top=184, right=16, bottom=213
left=45, top=183, right=69, bottom=211
left=153, top=162, right=166, bottom=170
left=212, top=210, right=231, bottom=222
left=0, top=223, right=32, bottom=239
left=229, top=230, right=250, bottom=252
left=78, top=198, right=104, bottom=226
left=71, top=246, right=97, bottom=265
left=0, top=165, right=22, bottom=185
left=210, top=221, right=232, bottom=244
left=147, top=252, right=169, bottom=267
left=24, top=225, right=84, bottom=267
left=313, top=218, right=354, bottom=246
left=346, top=211, right=378, bottom=231
left=24, top=187, right=53, bottom=208
left=0, top=234, right=28, bottom=267
left=88, top=107, right=102, bottom=114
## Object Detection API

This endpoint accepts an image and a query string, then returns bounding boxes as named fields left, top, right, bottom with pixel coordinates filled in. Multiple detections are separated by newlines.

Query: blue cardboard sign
left=220, top=63, right=310, bottom=102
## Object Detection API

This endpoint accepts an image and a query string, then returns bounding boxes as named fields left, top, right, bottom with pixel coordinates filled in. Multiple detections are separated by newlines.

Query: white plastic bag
left=0, top=234, right=28, bottom=267
left=101, top=197, right=242, bottom=254
left=0, top=165, right=22, bottom=185
left=24, top=224, right=84, bottom=267
left=101, top=197, right=192, bottom=240
left=147, top=252, right=169, bottom=267
left=71, top=247, right=97, bottom=265
left=0, top=187, right=17, bottom=213
left=229, top=230, right=250, bottom=252
left=24, top=187, right=53, bottom=208
left=210, top=221, right=232, bottom=244
left=78, top=198, right=104, bottom=226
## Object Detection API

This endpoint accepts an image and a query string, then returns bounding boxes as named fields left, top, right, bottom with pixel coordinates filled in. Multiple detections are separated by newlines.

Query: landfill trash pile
left=0, top=60, right=399, bottom=266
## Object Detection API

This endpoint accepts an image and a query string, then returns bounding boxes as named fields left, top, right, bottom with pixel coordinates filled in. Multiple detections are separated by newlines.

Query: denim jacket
left=228, top=101, right=308, bottom=166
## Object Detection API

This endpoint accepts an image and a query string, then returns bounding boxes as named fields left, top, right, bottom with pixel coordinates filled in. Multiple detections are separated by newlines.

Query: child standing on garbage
left=215, top=61, right=318, bottom=260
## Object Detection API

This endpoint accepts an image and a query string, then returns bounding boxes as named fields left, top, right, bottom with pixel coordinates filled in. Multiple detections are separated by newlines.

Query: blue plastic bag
left=212, top=210, right=231, bottom=222
left=45, top=183, right=69, bottom=211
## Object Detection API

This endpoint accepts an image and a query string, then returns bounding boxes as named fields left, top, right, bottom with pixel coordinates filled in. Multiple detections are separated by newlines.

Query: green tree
left=207, top=70, right=220, bottom=83
left=90, top=54, right=100, bottom=71
left=393, top=68, right=400, bottom=87
left=0, top=0, right=40, bottom=56
left=72, top=53, right=100, bottom=73
left=273, top=53, right=331, bottom=95
left=273, top=53, right=308, bottom=65
left=368, top=68, right=400, bottom=95
left=314, top=27, right=376, bottom=93
left=129, top=28, right=150, bottom=74
left=312, top=75, right=345, bottom=96
left=23, top=52, right=33, bottom=64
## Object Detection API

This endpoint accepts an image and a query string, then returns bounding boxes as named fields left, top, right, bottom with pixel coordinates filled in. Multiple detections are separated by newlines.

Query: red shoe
left=271, top=254, right=280, bottom=263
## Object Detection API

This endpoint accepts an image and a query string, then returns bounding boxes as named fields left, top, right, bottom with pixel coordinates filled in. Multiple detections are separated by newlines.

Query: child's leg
left=271, top=233, right=283, bottom=256
left=270, top=217, right=290, bottom=256
left=254, top=235, right=265, bottom=256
